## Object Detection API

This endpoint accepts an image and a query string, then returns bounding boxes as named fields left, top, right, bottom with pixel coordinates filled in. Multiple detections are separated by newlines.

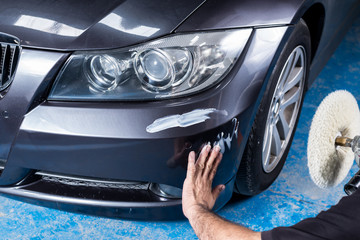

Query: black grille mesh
left=40, top=174, right=150, bottom=190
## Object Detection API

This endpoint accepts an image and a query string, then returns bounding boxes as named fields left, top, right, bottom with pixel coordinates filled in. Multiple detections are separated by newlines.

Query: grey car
left=0, top=0, right=358, bottom=219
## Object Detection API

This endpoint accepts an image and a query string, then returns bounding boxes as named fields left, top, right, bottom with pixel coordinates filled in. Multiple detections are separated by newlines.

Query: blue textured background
left=0, top=17, right=359, bottom=239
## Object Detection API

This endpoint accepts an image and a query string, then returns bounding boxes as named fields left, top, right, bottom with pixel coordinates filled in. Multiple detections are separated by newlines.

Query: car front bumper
left=0, top=26, right=289, bottom=219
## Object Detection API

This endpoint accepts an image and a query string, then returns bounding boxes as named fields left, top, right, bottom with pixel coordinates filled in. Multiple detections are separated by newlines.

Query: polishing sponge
left=308, top=90, right=360, bottom=188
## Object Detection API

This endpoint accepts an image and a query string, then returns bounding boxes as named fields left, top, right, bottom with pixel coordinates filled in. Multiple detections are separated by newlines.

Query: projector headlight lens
left=135, top=49, right=175, bottom=90
left=85, top=55, right=122, bottom=92
left=49, top=29, right=252, bottom=101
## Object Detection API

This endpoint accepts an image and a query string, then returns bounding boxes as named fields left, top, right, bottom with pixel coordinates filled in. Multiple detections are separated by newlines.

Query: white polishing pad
left=308, top=90, right=360, bottom=188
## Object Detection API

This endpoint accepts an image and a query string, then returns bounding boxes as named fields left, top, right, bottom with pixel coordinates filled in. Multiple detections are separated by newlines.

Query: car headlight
left=48, top=29, right=252, bottom=101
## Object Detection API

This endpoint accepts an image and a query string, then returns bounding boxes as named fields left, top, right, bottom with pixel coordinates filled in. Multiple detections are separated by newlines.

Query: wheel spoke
left=278, top=110, right=290, bottom=139
left=263, top=124, right=273, bottom=165
left=279, top=54, right=294, bottom=88
left=289, top=49, right=300, bottom=75
left=271, top=124, right=282, bottom=156
left=283, top=66, right=303, bottom=93
left=263, top=123, right=270, bottom=152
left=280, top=87, right=300, bottom=110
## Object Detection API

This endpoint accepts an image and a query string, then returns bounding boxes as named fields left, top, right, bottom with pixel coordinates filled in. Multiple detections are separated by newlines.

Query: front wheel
left=235, top=19, right=311, bottom=195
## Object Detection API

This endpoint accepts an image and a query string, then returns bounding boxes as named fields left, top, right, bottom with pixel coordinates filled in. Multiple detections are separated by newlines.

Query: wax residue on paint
left=146, top=108, right=228, bottom=133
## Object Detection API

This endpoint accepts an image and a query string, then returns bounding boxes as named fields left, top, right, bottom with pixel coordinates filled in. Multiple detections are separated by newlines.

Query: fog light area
left=149, top=183, right=182, bottom=199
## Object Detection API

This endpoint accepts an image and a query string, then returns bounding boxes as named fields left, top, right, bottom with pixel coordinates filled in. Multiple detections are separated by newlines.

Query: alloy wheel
left=262, top=46, right=306, bottom=173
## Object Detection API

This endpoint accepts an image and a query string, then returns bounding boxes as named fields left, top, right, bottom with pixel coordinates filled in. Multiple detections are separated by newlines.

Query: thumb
left=212, top=184, right=225, bottom=200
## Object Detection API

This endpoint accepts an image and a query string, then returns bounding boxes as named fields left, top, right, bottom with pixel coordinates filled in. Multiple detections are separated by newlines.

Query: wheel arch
left=301, top=3, right=326, bottom=63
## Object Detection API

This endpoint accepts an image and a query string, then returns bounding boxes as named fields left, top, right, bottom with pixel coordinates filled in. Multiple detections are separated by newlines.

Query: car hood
left=0, top=0, right=205, bottom=51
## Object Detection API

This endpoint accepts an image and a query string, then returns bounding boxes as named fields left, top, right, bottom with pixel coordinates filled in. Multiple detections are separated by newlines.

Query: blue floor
left=1, top=18, right=360, bottom=239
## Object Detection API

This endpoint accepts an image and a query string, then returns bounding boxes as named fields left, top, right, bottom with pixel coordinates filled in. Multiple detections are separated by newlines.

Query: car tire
left=235, top=19, right=311, bottom=196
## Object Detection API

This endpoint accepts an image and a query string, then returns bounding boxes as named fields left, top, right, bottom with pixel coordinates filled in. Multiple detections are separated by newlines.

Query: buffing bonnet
left=308, top=90, right=360, bottom=188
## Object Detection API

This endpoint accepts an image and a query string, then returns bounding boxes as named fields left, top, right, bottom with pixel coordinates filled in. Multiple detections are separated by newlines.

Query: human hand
left=182, top=144, right=225, bottom=219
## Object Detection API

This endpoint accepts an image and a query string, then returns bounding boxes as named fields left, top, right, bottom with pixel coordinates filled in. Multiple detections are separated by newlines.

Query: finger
left=209, top=152, right=223, bottom=180
left=203, top=145, right=221, bottom=177
left=213, top=151, right=223, bottom=171
left=196, top=144, right=211, bottom=172
left=212, top=184, right=225, bottom=201
left=186, top=151, right=196, bottom=179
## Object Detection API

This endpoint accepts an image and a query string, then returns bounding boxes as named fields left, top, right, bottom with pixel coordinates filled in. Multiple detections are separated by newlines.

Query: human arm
left=182, top=144, right=261, bottom=240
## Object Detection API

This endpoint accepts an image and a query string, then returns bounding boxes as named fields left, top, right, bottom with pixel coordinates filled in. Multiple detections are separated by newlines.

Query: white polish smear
left=146, top=108, right=228, bottom=133
left=214, top=118, right=239, bottom=154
